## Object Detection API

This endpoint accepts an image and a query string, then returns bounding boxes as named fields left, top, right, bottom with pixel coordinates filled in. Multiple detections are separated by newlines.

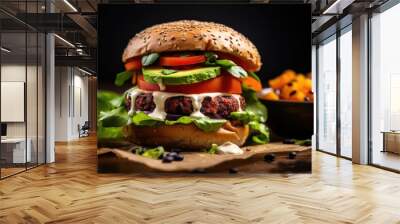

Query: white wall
left=1, top=65, right=27, bottom=140
left=54, top=66, right=89, bottom=141
left=1, top=64, right=46, bottom=164
left=55, top=66, right=69, bottom=141
left=1, top=65, right=41, bottom=137
left=72, top=72, right=89, bottom=138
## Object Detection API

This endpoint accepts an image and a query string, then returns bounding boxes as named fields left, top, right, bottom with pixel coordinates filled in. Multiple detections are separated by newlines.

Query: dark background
left=98, top=4, right=311, bottom=92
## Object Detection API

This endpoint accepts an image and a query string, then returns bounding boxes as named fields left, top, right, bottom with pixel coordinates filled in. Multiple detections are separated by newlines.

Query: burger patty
left=129, top=93, right=245, bottom=119
left=201, top=96, right=242, bottom=119
left=134, top=93, right=156, bottom=112
left=164, top=96, right=193, bottom=115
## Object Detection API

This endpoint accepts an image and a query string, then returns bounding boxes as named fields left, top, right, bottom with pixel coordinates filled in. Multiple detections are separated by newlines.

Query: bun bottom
left=124, top=122, right=249, bottom=150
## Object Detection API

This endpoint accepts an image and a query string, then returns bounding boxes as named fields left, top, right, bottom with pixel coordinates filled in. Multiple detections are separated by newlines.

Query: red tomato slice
left=242, top=76, right=262, bottom=92
left=159, top=55, right=206, bottom=67
left=137, top=75, right=160, bottom=91
left=125, top=57, right=142, bottom=71
left=137, top=72, right=242, bottom=94
left=216, top=52, right=257, bottom=72
left=166, top=73, right=242, bottom=94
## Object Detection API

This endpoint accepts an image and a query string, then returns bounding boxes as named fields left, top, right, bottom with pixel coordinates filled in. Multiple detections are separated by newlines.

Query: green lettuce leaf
left=226, top=65, right=248, bottom=78
left=230, top=111, right=270, bottom=145
left=248, top=71, right=261, bottom=82
left=165, top=116, right=194, bottom=125
left=246, top=103, right=267, bottom=123
left=110, top=95, right=125, bottom=108
left=132, top=112, right=163, bottom=126
left=114, top=71, right=132, bottom=87
left=230, top=84, right=270, bottom=144
left=97, top=91, right=122, bottom=115
left=97, top=91, right=128, bottom=142
left=249, top=121, right=270, bottom=144
left=206, top=143, right=218, bottom=154
left=142, top=53, right=160, bottom=66
left=97, top=126, right=124, bottom=141
left=230, top=111, right=260, bottom=124
left=132, top=113, right=226, bottom=132
left=137, top=146, right=164, bottom=159
left=216, top=59, right=236, bottom=68
left=99, top=107, right=129, bottom=127
left=204, top=52, right=218, bottom=65
left=193, top=117, right=226, bottom=132
left=242, top=84, right=267, bottom=123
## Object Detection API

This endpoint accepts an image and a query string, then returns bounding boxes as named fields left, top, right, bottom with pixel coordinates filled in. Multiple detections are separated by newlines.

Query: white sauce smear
left=217, top=142, right=244, bottom=155
left=127, top=88, right=243, bottom=120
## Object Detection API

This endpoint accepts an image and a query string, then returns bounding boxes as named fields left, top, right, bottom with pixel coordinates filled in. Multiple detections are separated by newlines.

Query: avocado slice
left=142, top=66, right=221, bottom=85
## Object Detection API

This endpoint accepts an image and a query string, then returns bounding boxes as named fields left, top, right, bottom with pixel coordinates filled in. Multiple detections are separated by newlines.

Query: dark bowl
left=260, top=99, right=314, bottom=139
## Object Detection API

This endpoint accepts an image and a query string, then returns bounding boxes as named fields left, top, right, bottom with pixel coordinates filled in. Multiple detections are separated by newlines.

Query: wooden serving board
left=98, top=143, right=311, bottom=173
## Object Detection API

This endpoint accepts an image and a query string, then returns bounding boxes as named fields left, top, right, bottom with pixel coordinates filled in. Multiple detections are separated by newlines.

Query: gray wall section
left=352, top=14, right=369, bottom=164
left=46, top=33, right=55, bottom=163
left=54, top=66, right=89, bottom=141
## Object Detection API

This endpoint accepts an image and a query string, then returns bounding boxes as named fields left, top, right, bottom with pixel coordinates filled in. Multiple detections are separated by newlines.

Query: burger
left=99, top=20, right=269, bottom=152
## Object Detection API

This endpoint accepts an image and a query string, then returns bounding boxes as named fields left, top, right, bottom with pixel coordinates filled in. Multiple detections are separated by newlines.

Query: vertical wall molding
left=315, top=44, right=319, bottom=151
left=336, top=29, right=341, bottom=157
left=59, top=69, right=62, bottom=117
left=88, top=77, right=97, bottom=132
left=352, top=14, right=369, bottom=164
left=312, top=45, right=317, bottom=150
left=46, top=32, right=55, bottom=163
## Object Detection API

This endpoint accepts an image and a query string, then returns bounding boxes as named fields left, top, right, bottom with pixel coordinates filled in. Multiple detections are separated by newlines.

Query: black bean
left=162, top=156, right=173, bottom=163
left=168, top=152, right=178, bottom=157
left=288, top=152, right=297, bottom=159
left=174, top=154, right=184, bottom=161
left=264, top=154, right=275, bottom=163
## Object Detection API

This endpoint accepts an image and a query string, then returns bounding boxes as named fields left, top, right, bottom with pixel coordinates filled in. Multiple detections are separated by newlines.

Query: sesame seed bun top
left=122, top=20, right=262, bottom=72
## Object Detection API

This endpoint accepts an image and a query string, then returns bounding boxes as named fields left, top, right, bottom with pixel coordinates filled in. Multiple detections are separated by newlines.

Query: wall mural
left=97, top=4, right=312, bottom=173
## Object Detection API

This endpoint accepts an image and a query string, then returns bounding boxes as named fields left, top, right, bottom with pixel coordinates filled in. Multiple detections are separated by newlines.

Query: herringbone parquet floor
left=1, top=136, right=400, bottom=224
